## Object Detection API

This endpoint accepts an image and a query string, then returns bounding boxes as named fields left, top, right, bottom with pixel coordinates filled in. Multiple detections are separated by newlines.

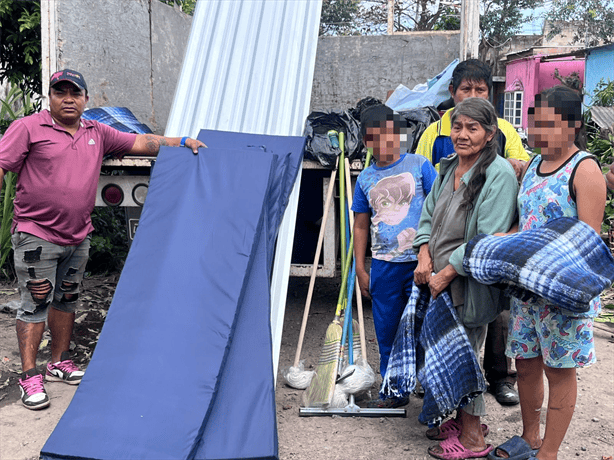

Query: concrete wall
left=51, top=1, right=459, bottom=132
left=53, top=0, right=192, bottom=134
left=309, top=32, right=460, bottom=111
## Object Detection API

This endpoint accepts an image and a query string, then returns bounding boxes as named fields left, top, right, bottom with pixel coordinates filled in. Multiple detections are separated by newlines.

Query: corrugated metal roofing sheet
left=166, top=0, right=322, bottom=137
left=165, top=0, right=322, bottom=378
left=591, top=106, right=614, bottom=131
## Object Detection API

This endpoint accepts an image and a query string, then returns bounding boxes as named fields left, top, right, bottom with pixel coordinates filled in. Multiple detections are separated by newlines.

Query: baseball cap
left=50, top=69, right=88, bottom=93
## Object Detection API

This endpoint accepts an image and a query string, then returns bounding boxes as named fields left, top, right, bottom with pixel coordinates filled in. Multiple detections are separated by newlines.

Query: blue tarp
left=41, top=131, right=305, bottom=460
left=385, top=59, right=459, bottom=112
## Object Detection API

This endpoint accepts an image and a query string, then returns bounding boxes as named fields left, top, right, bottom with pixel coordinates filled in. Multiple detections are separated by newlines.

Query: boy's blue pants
left=369, top=258, right=417, bottom=377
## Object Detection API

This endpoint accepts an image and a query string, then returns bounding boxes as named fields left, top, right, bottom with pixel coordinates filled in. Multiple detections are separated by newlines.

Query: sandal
left=428, top=435, right=494, bottom=460
left=426, top=418, right=490, bottom=441
left=487, top=435, right=539, bottom=460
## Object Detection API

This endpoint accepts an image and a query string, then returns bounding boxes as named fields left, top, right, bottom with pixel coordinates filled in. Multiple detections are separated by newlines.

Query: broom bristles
left=302, top=321, right=342, bottom=408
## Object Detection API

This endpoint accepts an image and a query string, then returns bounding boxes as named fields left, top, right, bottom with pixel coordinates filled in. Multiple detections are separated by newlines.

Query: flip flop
left=426, top=418, right=490, bottom=441
left=487, top=436, right=539, bottom=460
left=428, top=435, right=494, bottom=460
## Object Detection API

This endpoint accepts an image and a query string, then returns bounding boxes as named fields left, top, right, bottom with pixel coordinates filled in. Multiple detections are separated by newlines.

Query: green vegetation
left=0, top=84, right=38, bottom=279
left=595, top=303, right=614, bottom=323
left=0, top=0, right=41, bottom=95
left=546, top=0, right=614, bottom=47
left=585, top=79, right=614, bottom=234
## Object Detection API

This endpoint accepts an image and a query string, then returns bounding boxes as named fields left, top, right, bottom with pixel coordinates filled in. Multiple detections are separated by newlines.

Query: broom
left=341, top=155, right=370, bottom=371
left=302, top=133, right=352, bottom=408
left=299, top=147, right=404, bottom=417
left=330, top=156, right=376, bottom=407
left=283, top=157, right=339, bottom=389
left=301, top=232, right=353, bottom=407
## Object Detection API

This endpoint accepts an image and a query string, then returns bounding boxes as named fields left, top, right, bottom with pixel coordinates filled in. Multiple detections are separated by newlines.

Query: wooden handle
left=293, top=159, right=339, bottom=367
left=344, top=158, right=368, bottom=361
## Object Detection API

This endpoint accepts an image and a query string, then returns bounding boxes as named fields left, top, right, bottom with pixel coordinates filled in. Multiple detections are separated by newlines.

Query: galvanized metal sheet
left=166, top=0, right=321, bottom=138
left=165, top=0, right=322, bottom=379
left=591, top=106, right=614, bottom=132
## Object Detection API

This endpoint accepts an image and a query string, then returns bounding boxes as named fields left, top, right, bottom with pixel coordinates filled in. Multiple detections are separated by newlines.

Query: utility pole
left=387, top=0, right=394, bottom=34
left=460, top=0, right=480, bottom=60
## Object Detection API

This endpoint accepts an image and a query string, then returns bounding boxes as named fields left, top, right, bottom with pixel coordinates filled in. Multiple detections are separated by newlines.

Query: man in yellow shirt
left=415, top=59, right=529, bottom=178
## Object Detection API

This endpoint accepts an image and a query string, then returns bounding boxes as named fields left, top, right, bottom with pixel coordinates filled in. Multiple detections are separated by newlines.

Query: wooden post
left=459, top=0, right=479, bottom=60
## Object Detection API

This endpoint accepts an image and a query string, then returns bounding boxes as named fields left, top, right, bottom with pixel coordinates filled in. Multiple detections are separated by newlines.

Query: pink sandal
left=426, top=418, right=490, bottom=441
left=428, top=435, right=494, bottom=460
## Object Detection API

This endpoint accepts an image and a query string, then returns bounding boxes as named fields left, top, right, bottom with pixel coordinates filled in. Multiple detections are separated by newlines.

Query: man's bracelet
left=180, top=136, right=188, bottom=147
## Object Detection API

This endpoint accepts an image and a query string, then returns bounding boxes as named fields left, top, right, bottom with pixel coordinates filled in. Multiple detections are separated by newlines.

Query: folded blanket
left=462, top=217, right=614, bottom=314
left=82, top=107, right=153, bottom=134
left=381, top=285, right=486, bottom=427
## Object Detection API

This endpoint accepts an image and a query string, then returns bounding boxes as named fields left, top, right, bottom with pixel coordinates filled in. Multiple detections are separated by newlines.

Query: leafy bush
left=585, top=79, right=614, bottom=234
left=0, top=83, right=38, bottom=280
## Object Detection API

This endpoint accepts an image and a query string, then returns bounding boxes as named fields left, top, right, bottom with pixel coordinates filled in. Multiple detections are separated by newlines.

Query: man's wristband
left=180, top=136, right=188, bottom=147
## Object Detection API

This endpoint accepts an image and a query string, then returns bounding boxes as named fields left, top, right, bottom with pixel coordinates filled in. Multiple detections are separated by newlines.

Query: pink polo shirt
left=0, top=110, right=137, bottom=245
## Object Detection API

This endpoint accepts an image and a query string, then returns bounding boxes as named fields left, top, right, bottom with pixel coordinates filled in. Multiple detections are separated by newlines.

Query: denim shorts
left=12, top=232, right=91, bottom=323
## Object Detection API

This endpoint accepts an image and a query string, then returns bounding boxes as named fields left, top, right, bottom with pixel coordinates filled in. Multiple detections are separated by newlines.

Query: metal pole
left=387, top=0, right=394, bottom=34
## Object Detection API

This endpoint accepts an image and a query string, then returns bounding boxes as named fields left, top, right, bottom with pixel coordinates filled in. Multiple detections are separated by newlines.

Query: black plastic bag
left=303, top=110, right=362, bottom=169
left=348, top=96, right=383, bottom=121
left=397, top=106, right=440, bottom=154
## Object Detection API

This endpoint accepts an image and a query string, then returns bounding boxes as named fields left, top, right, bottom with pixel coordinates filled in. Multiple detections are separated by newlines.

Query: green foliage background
left=0, top=0, right=41, bottom=95
left=585, top=80, right=614, bottom=235
left=0, top=84, right=37, bottom=279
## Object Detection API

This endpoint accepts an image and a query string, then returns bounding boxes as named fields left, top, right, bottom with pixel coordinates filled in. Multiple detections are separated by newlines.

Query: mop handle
left=337, top=263, right=353, bottom=375
left=337, top=199, right=355, bottom=375
left=346, top=259, right=356, bottom=366
left=345, top=152, right=372, bottom=361
left=334, top=234, right=355, bottom=316
left=339, top=132, right=346, bottom=274
left=292, top=158, right=339, bottom=368
left=335, top=133, right=354, bottom=321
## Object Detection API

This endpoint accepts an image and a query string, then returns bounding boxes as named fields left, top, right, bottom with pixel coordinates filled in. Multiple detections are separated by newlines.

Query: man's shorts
left=12, top=232, right=91, bottom=323
left=506, top=297, right=598, bottom=369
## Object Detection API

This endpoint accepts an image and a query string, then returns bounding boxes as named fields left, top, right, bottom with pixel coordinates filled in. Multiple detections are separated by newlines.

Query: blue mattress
left=41, top=131, right=305, bottom=460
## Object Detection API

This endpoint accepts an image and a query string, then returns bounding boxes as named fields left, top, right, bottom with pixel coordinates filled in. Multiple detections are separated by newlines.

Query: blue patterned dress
left=508, top=151, right=601, bottom=368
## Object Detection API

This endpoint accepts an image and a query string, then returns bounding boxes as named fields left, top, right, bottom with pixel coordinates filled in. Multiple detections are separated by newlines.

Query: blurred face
left=451, top=114, right=494, bottom=160
left=451, top=79, right=489, bottom=104
left=364, top=120, right=401, bottom=166
left=528, top=104, right=580, bottom=160
left=49, top=81, right=88, bottom=126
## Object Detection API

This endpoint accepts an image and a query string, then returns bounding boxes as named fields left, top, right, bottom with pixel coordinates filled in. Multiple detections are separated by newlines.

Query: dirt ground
left=0, top=274, right=613, bottom=460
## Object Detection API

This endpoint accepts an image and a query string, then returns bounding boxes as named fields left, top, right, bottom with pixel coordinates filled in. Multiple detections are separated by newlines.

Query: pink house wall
left=505, top=56, right=585, bottom=130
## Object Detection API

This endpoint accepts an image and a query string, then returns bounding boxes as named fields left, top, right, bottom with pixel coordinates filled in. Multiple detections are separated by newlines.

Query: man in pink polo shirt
left=0, top=69, right=205, bottom=410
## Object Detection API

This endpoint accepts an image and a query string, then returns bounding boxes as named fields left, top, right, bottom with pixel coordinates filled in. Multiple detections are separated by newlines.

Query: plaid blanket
left=462, top=217, right=614, bottom=314
left=82, top=107, right=153, bottom=134
left=380, top=284, right=486, bottom=427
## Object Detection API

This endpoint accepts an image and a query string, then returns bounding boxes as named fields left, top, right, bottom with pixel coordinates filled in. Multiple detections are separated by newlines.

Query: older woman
left=413, top=97, right=519, bottom=460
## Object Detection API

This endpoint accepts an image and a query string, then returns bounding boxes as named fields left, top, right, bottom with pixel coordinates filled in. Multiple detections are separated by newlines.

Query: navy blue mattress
left=41, top=131, right=305, bottom=460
